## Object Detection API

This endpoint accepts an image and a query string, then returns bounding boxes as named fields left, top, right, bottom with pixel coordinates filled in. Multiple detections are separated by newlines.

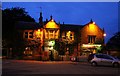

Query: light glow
left=89, top=24, right=95, bottom=31
left=36, top=29, right=41, bottom=38
left=45, top=20, right=59, bottom=28
left=82, top=44, right=101, bottom=48
left=51, top=19, right=54, bottom=22
left=103, top=33, right=106, bottom=37
left=38, top=29, right=40, bottom=32
left=48, top=40, right=55, bottom=46
left=93, top=22, right=95, bottom=24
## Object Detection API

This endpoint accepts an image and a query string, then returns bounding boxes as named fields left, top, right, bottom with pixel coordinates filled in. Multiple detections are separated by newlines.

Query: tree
left=2, top=7, right=35, bottom=57
left=3, top=7, right=35, bottom=39
left=53, top=41, right=65, bottom=55
left=106, top=32, right=120, bottom=51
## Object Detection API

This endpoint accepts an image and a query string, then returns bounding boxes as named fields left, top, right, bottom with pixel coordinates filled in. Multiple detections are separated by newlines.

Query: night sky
left=2, top=2, right=119, bottom=43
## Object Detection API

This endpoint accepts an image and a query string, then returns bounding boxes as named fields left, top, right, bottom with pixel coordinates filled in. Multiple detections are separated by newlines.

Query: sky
left=2, top=2, right=119, bottom=43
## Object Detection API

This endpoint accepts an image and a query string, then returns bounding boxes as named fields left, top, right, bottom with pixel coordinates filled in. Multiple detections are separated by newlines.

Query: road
left=2, top=59, right=120, bottom=76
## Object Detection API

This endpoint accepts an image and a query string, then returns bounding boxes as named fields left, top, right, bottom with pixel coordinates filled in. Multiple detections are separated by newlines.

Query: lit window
left=55, top=30, right=58, bottom=39
left=49, top=30, right=54, bottom=39
left=88, top=35, right=96, bottom=43
left=62, top=31, right=74, bottom=41
left=45, top=30, right=48, bottom=39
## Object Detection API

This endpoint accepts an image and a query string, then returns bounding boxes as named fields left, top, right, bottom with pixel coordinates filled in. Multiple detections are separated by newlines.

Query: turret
left=50, top=15, right=53, bottom=20
left=39, top=12, right=43, bottom=25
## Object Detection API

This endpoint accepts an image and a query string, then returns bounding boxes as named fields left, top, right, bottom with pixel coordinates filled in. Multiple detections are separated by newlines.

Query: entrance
left=49, top=50, right=54, bottom=61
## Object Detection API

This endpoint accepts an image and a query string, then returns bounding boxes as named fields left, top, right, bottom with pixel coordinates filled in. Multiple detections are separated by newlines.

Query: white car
left=89, top=54, right=120, bottom=67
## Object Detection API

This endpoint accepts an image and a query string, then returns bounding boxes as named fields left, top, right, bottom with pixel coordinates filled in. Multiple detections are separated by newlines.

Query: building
left=15, top=12, right=106, bottom=60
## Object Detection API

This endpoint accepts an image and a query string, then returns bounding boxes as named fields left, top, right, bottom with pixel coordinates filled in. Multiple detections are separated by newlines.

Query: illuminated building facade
left=16, top=12, right=106, bottom=60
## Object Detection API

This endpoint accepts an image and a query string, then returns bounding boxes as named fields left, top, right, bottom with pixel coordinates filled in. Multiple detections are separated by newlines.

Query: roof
left=45, top=19, right=59, bottom=29
left=15, top=21, right=42, bottom=30
left=83, top=20, right=104, bottom=33
left=60, top=24, right=84, bottom=32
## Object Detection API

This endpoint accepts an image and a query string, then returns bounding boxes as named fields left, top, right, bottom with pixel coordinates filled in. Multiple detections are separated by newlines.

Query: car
left=88, top=53, right=120, bottom=67
left=87, top=54, right=95, bottom=62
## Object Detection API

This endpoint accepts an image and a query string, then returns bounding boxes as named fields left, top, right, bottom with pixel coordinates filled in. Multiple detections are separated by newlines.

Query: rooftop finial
left=63, top=22, right=64, bottom=25
left=90, top=19, right=93, bottom=23
left=50, top=15, right=53, bottom=20
left=39, top=7, right=43, bottom=24
left=40, top=7, right=42, bottom=12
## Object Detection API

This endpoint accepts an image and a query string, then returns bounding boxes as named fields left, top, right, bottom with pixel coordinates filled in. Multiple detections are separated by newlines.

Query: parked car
left=87, top=54, right=95, bottom=62
left=88, top=53, right=120, bottom=67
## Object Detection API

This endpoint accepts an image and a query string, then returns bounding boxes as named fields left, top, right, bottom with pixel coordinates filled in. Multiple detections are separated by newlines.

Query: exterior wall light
left=51, top=19, right=54, bottom=22
left=103, top=33, right=106, bottom=37
left=93, top=22, right=95, bottom=24
left=48, top=40, right=55, bottom=46
left=38, top=29, right=40, bottom=32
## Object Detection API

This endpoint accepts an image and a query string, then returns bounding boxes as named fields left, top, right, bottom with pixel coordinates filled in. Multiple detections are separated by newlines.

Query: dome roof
left=45, top=19, right=59, bottom=28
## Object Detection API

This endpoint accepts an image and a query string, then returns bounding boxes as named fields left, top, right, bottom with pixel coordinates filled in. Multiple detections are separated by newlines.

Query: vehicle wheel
left=113, top=62, right=119, bottom=68
left=91, top=62, right=97, bottom=67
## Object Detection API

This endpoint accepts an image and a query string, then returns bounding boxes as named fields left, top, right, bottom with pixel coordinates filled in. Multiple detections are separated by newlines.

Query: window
left=25, top=32, right=28, bottom=38
left=96, top=55, right=104, bottom=58
left=103, top=55, right=113, bottom=60
left=62, top=32, right=66, bottom=39
left=49, top=30, right=54, bottom=39
left=70, top=33, right=74, bottom=40
left=29, top=32, right=33, bottom=38
left=50, top=30, right=53, bottom=33
left=62, top=31, right=74, bottom=40
left=45, top=31, right=48, bottom=39
left=88, top=35, right=96, bottom=43
left=24, top=31, right=33, bottom=39
left=96, top=54, right=113, bottom=60
left=55, top=30, right=58, bottom=39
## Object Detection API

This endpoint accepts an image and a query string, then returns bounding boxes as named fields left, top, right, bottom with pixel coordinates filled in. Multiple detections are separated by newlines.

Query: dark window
left=70, top=34, right=72, bottom=39
left=25, top=32, right=28, bottom=38
left=63, top=37, right=66, bottom=39
left=96, top=55, right=104, bottom=58
left=62, top=32, right=66, bottom=39
left=88, top=35, right=96, bottom=43
left=103, top=55, right=113, bottom=60
left=29, top=32, right=33, bottom=38
left=50, top=30, right=53, bottom=33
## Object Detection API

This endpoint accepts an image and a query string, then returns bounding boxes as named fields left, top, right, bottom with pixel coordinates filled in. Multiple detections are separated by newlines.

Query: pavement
left=2, top=59, right=88, bottom=65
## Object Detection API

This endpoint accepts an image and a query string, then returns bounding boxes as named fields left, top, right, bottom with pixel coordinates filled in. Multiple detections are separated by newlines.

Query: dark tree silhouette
left=2, top=7, right=35, bottom=57
left=106, top=32, right=120, bottom=51
left=54, top=41, right=65, bottom=55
